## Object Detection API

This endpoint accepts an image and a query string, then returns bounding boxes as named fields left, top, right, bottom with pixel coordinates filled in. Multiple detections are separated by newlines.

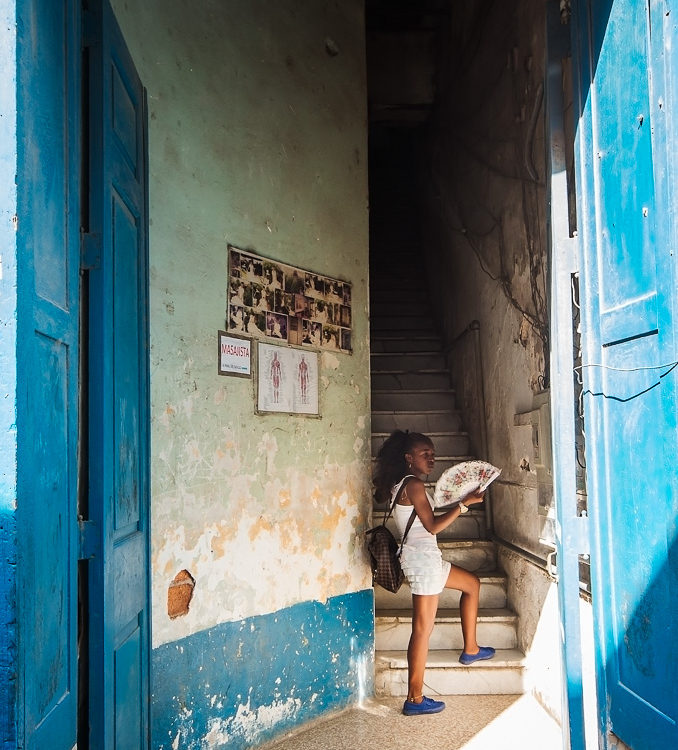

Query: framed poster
left=227, top=245, right=352, bottom=353
left=217, top=331, right=251, bottom=377
left=256, top=342, right=319, bottom=416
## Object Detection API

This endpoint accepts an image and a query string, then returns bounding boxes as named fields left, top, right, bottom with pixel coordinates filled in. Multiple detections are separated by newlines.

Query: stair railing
left=444, top=320, right=493, bottom=538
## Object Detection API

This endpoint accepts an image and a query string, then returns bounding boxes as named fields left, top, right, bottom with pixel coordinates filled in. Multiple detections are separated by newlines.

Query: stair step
left=370, top=312, right=437, bottom=329
left=372, top=431, right=469, bottom=457
left=371, top=337, right=442, bottom=353
left=375, top=649, right=526, bottom=696
left=370, top=508, right=486, bottom=541
left=376, top=608, right=518, bottom=651
left=374, top=573, right=507, bottom=610
left=440, top=540, right=497, bottom=572
left=370, top=352, right=447, bottom=370
left=371, top=390, right=457, bottom=411
left=371, top=371, right=451, bottom=390
left=370, top=454, right=472, bottom=482
left=371, top=331, right=440, bottom=341
left=369, top=288, right=429, bottom=303
left=371, top=410, right=463, bottom=433
left=370, top=301, right=432, bottom=317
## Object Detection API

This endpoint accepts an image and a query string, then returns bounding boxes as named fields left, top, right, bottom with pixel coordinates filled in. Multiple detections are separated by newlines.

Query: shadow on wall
left=602, top=531, right=678, bottom=749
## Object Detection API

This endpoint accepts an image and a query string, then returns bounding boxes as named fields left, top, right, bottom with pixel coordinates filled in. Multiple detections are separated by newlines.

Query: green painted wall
left=110, top=0, right=371, bottom=650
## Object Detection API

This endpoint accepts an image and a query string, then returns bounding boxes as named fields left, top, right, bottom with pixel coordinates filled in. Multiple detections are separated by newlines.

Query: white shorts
left=400, top=545, right=451, bottom=596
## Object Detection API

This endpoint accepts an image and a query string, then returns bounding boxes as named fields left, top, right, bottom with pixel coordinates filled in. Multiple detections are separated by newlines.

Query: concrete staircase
left=370, top=273, right=525, bottom=696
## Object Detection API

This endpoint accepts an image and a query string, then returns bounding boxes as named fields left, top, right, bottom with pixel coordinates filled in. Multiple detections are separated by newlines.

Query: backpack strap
left=384, top=474, right=414, bottom=516
left=385, top=475, right=418, bottom=553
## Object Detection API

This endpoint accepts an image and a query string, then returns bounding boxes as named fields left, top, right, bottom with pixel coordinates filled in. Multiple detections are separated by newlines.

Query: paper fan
left=433, top=460, right=502, bottom=508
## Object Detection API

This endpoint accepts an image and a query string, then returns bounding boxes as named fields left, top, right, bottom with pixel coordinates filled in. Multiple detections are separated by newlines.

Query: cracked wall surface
left=111, top=1, right=371, bottom=746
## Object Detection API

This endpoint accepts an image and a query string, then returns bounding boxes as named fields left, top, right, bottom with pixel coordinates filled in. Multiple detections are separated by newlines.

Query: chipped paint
left=152, top=592, right=374, bottom=749
left=152, top=458, right=371, bottom=646
left=109, top=0, right=371, bottom=743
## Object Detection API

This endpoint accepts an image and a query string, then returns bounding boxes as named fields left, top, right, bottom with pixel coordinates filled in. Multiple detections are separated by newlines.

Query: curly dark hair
left=372, top=430, right=433, bottom=503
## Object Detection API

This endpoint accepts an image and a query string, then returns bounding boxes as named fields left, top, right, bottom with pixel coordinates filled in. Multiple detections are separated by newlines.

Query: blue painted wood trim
left=152, top=590, right=374, bottom=750
left=546, top=3, right=587, bottom=748
left=0, top=1, right=17, bottom=746
left=569, top=3, right=610, bottom=745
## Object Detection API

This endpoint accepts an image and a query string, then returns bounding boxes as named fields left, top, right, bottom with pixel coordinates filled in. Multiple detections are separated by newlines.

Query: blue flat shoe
left=459, top=646, right=496, bottom=665
left=402, top=695, right=446, bottom=715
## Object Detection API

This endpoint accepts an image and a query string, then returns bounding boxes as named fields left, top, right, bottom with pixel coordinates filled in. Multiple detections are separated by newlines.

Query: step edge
left=375, top=648, right=526, bottom=669
left=371, top=409, right=462, bottom=415
left=374, top=572, right=507, bottom=585
left=376, top=607, right=517, bottom=622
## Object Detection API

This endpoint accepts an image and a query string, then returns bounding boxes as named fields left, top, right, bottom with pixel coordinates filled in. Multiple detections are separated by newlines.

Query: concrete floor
left=264, top=694, right=563, bottom=750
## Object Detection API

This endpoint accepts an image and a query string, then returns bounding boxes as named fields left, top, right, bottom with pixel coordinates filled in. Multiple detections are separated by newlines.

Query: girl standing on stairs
left=373, top=429, right=496, bottom=716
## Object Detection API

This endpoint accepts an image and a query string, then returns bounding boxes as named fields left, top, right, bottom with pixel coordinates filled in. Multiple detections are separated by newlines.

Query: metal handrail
left=443, top=319, right=493, bottom=537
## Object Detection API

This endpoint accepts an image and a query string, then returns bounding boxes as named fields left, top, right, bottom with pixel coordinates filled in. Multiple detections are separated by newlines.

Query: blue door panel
left=86, top=2, right=150, bottom=747
left=112, top=65, right=139, bottom=174
left=115, top=626, right=143, bottom=749
left=16, top=1, right=81, bottom=747
left=24, top=2, right=72, bottom=311
left=112, top=534, right=146, bottom=632
left=575, top=0, right=678, bottom=746
left=113, top=190, right=142, bottom=533
left=23, top=334, right=74, bottom=732
left=592, top=0, right=658, bottom=321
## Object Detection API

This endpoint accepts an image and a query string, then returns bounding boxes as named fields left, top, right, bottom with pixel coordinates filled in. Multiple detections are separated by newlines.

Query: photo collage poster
left=227, top=245, right=352, bottom=352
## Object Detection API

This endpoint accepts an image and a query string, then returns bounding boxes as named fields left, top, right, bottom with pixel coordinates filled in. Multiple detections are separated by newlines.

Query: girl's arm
left=405, top=478, right=484, bottom=535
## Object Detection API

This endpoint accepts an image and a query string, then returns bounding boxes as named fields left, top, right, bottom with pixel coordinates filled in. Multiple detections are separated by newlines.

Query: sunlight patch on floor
left=264, top=694, right=562, bottom=750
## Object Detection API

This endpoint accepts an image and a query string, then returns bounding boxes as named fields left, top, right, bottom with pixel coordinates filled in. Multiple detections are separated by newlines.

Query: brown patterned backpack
left=366, top=476, right=416, bottom=593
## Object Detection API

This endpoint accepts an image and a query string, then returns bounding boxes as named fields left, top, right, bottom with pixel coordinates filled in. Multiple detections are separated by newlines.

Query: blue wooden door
left=16, top=2, right=81, bottom=747
left=574, top=0, right=678, bottom=747
left=85, top=1, right=150, bottom=747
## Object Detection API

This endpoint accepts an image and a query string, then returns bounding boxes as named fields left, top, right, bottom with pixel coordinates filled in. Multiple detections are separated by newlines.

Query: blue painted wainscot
left=152, top=589, right=374, bottom=750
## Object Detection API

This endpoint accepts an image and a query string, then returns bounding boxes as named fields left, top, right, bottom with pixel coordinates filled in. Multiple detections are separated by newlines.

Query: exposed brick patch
left=167, top=569, right=195, bottom=619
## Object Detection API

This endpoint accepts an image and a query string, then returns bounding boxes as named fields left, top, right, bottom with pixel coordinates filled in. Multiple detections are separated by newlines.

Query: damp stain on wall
left=152, top=451, right=372, bottom=648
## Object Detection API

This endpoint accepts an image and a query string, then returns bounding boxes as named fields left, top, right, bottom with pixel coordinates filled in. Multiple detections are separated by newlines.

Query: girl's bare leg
left=407, top=593, right=439, bottom=701
left=444, top=565, right=481, bottom=653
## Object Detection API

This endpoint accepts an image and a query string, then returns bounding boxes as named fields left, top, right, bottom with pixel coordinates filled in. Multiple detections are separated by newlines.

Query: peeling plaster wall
left=421, top=0, right=548, bottom=559
left=416, top=0, right=564, bottom=721
left=110, top=1, right=371, bottom=746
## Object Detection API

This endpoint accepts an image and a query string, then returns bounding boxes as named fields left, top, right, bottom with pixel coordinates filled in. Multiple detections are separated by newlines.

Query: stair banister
left=444, top=319, right=493, bottom=538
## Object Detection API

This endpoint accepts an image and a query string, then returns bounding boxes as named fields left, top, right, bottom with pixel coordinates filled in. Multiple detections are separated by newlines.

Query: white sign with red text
left=218, top=331, right=251, bottom=376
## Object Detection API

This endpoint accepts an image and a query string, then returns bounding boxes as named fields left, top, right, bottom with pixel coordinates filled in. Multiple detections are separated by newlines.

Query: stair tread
left=436, top=539, right=495, bottom=549
left=372, top=390, right=456, bottom=396
left=377, top=571, right=507, bottom=584
left=371, top=367, right=449, bottom=372
left=372, top=430, right=467, bottom=436
left=371, top=333, right=441, bottom=339
left=371, top=505, right=484, bottom=514
left=371, top=351, right=444, bottom=356
left=376, top=648, right=525, bottom=668
left=376, top=607, right=517, bottom=622
left=372, top=408, right=461, bottom=414
left=371, top=454, right=473, bottom=461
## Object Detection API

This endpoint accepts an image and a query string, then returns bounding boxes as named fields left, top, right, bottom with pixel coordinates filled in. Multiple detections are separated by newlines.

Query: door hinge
left=573, top=513, right=590, bottom=556
left=80, top=230, right=101, bottom=270
left=78, top=518, right=100, bottom=560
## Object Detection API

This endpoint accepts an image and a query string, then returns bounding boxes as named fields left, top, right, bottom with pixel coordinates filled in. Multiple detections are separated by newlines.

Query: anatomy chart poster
left=257, top=342, right=319, bottom=416
left=227, top=245, right=352, bottom=353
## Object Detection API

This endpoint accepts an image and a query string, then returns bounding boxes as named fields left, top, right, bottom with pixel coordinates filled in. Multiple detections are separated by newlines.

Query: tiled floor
left=264, top=694, right=563, bottom=750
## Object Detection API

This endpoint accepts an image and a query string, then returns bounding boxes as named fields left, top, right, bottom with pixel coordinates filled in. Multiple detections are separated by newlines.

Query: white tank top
left=391, top=476, right=439, bottom=552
